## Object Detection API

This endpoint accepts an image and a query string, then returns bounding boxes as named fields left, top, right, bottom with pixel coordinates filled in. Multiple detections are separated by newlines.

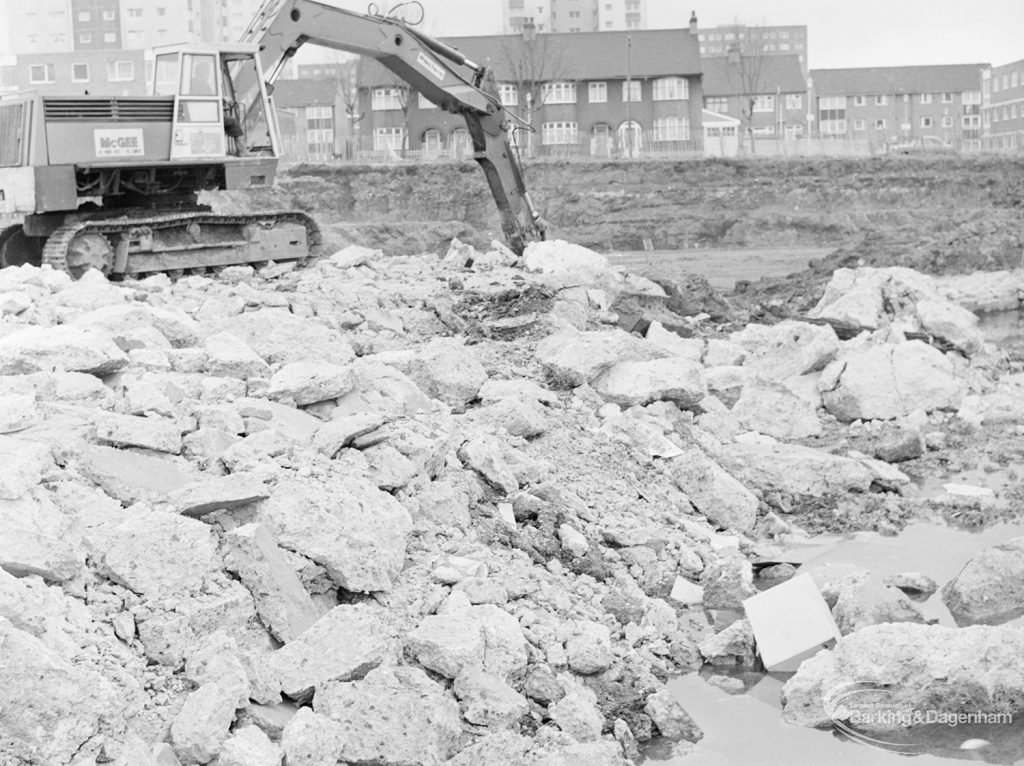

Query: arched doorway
left=617, top=120, right=642, bottom=158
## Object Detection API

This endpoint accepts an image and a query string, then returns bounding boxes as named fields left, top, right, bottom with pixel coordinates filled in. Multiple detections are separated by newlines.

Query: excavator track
left=41, top=210, right=321, bottom=279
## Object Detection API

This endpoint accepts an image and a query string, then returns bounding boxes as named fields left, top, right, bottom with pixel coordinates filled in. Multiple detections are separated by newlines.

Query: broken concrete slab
left=566, top=620, right=613, bottom=675
left=256, top=477, right=412, bottom=593
left=71, top=303, right=201, bottom=348
left=406, top=602, right=528, bottom=681
left=99, top=511, right=221, bottom=597
left=549, top=678, right=605, bottom=742
left=312, top=413, right=388, bottom=457
left=730, top=379, right=822, bottom=440
left=592, top=357, right=706, bottom=408
left=168, top=472, right=269, bottom=517
left=670, top=448, right=758, bottom=533
left=643, top=687, right=703, bottom=742
left=0, top=393, right=41, bottom=433
left=170, top=681, right=239, bottom=764
left=731, top=321, right=839, bottom=381
left=0, top=324, right=128, bottom=376
left=409, top=337, right=489, bottom=408
left=223, top=523, right=318, bottom=643
left=535, top=327, right=668, bottom=388
left=831, top=572, right=927, bottom=635
left=0, top=489, right=84, bottom=581
left=698, top=618, right=757, bottom=666
left=204, top=331, right=272, bottom=379
left=204, top=308, right=356, bottom=366
left=216, top=725, right=282, bottom=766
left=454, top=668, right=530, bottom=728
left=721, top=439, right=876, bottom=501
left=743, top=573, right=841, bottom=672
left=313, top=666, right=463, bottom=764
left=93, top=411, right=182, bottom=453
left=74, top=443, right=193, bottom=504
left=267, top=361, right=355, bottom=406
left=458, top=434, right=520, bottom=494
left=942, top=537, right=1024, bottom=626
left=270, top=604, right=387, bottom=701
left=0, top=435, right=54, bottom=500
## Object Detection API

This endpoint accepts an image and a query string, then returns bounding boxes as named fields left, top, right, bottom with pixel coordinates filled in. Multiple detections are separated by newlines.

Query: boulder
left=0, top=393, right=41, bottom=433
left=458, top=434, right=520, bottom=494
left=782, top=623, right=1024, bottom=728
left=942, top=537, right=1024, bottom=626
left=409, top=338, right=488, bottom=408
left=280, top=708, right=348, bottom=766
left=312, top=413, right=387, bottom=457
left=255, top=477, right=412, bottom=593
left=831, top=574, right=927, bottom=635
left=267, top=361, right=355, bottom=405
left=454, top=668, right=530, bottom=728
left=0, top=325, right=128, bottom=375
left=170, top=681, right=239, bottom=764
left=312, top=666, right=463, bottom=765
left=883, top=572, right=938, bottom=599
left=223, top=523, right=319, bottom=643
left=566, top=620, right=613, bottom=675
left=0, top=489, right=84, bottom=581
left=644, top=687, right=703, bottom=742
left=670, top=448, right=758, bottom=533
left=524, top=239, right=612, bottom=283
left=873, top=425, right=926, bottom=463
left=406, top=603, right=528, bottom=680
left=820, top=341, right=965, bottom=422
left=271, top=605, right=388, bottom=700
left=730, top=321, right=839, bottom=380
left=535, top=327, right=667, bottom=388
left=204, top=331, right=271, bottom=379
left=730, top=379, right=822, bottom=440
left=592, top=357, right=706, bottom=408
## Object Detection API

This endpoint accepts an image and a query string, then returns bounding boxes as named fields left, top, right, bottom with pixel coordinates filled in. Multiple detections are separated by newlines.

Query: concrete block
left=742, top=573, right=840, bottom=672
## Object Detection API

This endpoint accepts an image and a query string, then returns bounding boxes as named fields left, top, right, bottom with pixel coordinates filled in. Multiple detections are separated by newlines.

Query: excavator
left=0, top=0, right=546, bottom=278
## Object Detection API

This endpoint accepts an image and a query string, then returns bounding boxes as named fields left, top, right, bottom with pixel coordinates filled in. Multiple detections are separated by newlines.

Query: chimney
left=689, top=11, right=698, bottom=35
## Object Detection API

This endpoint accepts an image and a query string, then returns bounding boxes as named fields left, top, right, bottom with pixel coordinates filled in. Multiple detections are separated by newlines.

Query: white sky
left=322, top=0, right=1024, bottom=70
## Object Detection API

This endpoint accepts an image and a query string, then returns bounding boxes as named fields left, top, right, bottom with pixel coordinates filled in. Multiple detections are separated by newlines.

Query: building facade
left=701, top=55, right=809, bottom=141
left=983, top=58, right=1024, bottom=151
left=72, top=0, right=123, bottom=50
left=698, top=25, right=808, bottom=74
left=808, top=64, right=987, bottom=151
left=0, top=49, right=147, bottom=96
left=352, top=26, right=702, bottom=160
left=504, top=0, right=645, bottom=33
left=272, top=78, right=344, bottom=161
left=504, top=0, right=552, bottom=34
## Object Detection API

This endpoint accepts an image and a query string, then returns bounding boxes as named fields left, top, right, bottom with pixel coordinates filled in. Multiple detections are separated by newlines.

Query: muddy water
left=605, top=247, right=835, bottom=292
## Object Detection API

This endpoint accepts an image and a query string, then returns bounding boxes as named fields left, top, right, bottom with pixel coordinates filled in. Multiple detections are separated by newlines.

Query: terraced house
left=983, top=58, right=1024, bottom=151
left=807, top=64, right=987, bottom=151
left=354, top=21, right=703, bottom=160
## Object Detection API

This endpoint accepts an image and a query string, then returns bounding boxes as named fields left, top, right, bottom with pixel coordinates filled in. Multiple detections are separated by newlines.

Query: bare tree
left=722, top=22, right=771, bottom=153
left=337, top=57, right=365, bottom=136
left=498, top=23, right=574, bottom=156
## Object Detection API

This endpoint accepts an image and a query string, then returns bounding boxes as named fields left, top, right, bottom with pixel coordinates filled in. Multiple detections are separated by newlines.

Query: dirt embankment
left=251, top=156, right=1024, bottom=257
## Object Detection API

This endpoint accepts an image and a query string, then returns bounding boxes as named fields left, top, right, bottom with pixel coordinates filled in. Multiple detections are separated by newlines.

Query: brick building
left=272, top=78, right=343, bottom=161
left=984, top=58, right=1024, bottom=151
left=354, top=25, right=703, bottom=159
left=0, top=49, right=147, bottom=97
left=701, top=55, right=808, bottom=140
left=808, top=64, right=987, bottom=151
left=698, top=24, right=808, bottom=74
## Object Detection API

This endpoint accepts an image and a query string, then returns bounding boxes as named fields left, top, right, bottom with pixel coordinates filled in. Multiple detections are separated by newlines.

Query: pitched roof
left=701, top=55, right=806, bottom=96
left=271, top=78, right=339, bottom=107
left=809, top=64, right=988, bottom=95
left=359, top=28, right=701, bottom=87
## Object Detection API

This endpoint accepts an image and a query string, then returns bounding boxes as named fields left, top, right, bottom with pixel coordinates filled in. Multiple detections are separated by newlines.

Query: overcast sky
left=321, top=0, right=1024, bottom=70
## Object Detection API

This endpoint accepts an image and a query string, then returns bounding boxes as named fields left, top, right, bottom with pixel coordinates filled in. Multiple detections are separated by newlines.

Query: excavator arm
left=239, top=0, right=546, bottom=255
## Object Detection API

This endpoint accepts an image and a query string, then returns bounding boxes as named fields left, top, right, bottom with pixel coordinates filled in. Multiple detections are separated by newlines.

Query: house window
left=51, top=33, right=67, bottom=45
left=753, top=95, right=775, bottom=112
left=1013, top=70, right=1020, bottom=88
left=963, top=90, right=981, bottom=105
left=541, top=121, right=578, bottom=145
left=874, top=118, right=886, bottom=129
left=498, top=83, right=517, bottom=106
left=874, top=94, right=887, bottom=106
left=371, top=87, right=405, bottom=110
left=921, top=116, right=933, bottom=128
left=853, top=119, right=865, bottom=130
left=373, top=127, right=405, bottom=151
left=127, top=8, right=142, bottom=16
left=104, top=31, right=117, bottom=43
left=306, top=105, right=333, bottom=130
left=653, top=77, right=688, bottom=101
left=920, top=93, right=932, bottom=104
left=853, top=95, right=865, bottom=106
left=78, top=11, right=91, bottom=21
left=542, top=81, right=576, bottom=104
left=72, top=63, right=90, bottom=82
left=941, top=115, right=953, bottom=128
left=29, top=64, right=55, bottom=84
left=79, top=32, right=93, bottom=44
left=102, top=9, right=116, bottom=20
left=785, top=93, right=802, bottom=110
left=706, top=96, right=728, bottom=113
left=963, top=115, right=980, bottom=129
left=588, top=81, right=607, bottom=103
left=417, top=92, right=437, bottom=109
left=108, top=61, right=134, bottom=81
left=157, top=6, right=166, bottom=15
left=622, top=80, right=641, bottom=102
left=653, top=116, right=689, bottom=140
left=941, top=92, right=953, bottom=103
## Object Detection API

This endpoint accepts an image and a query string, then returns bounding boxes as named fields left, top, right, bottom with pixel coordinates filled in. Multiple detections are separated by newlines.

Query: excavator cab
left=152, top=43, right=277, bottom=160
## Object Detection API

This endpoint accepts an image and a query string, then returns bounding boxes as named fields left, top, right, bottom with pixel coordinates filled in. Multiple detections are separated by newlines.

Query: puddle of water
left=978, top=310, right=1024, bottom=349
left=655, top=520, right=1024, bottom=765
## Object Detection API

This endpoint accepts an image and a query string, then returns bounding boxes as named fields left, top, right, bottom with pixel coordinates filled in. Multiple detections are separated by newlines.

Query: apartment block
left=698, top=25, right=808, bottom=73
left=120, top=0, right=200, bottom=51
left=504, top=0, right=552, bottom=34
left=701, top=55, right=809, bottom=139
left=809, top=64, right=987, bottom=150
left=984, top=58, right=1024, bottom=151
left=353, top=26, right=701, bottom=159
left=72, top=0, right=122, bottom=50
left=0, top=48, right=147, bottom=96
left=273, top=78, right=344, bottom=161
left=3, top=3, right=76, bottom=54
left=504, top=0, right=645, bottom=33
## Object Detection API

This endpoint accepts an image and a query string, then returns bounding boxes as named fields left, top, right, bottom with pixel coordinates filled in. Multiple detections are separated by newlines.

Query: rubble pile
left=0, top=238, right=1016, bottom=765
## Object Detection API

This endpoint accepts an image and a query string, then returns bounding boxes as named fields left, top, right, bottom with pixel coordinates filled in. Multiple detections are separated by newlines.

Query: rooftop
left=809, top=64, right=989, bottom=95
left=701, top=55, right=807, bottom=96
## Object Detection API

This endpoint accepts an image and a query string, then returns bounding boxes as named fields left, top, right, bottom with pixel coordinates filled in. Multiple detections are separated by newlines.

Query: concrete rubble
left=0, top=240, right=1015, bottom=765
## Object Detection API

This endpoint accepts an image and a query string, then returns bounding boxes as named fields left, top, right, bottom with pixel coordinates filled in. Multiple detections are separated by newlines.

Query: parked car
left=891, top=136, right=957, bottom=155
